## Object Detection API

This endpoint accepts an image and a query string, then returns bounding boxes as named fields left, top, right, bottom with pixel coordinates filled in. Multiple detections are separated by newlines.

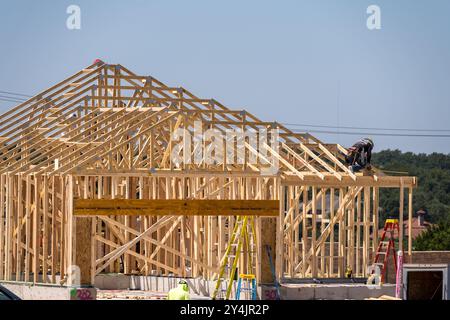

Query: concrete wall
left=406, top=251, right=450, bottom=264
left=384, top=251, right=450, bottom=284
left=95, top=274, right=394, bottom=300
left=95, top=274, right=238, bottom=298
left=0, top=281, right=71, bottom=300
left=96, top=275, right=276, bottom=300
left=1, top=281, right=97, bottom=300
left=280, top=283, right=396, bottom=300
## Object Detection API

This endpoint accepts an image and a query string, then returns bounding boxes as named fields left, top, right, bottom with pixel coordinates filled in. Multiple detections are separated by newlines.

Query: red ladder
left=372, top=219, right=399, bottom=283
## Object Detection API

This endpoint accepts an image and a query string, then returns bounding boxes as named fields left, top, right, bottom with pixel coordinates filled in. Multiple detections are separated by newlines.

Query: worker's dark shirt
left=352, top=140, right=373, bottom=164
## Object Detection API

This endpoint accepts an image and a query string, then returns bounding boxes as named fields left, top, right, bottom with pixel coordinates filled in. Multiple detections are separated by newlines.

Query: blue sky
left=1, top=0, right=449, bottom=153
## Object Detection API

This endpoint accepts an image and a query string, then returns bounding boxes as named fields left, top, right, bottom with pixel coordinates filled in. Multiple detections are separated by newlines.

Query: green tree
left=413, top=221, right=450, bottom=251
left=372, top=149, right=450, bottom=226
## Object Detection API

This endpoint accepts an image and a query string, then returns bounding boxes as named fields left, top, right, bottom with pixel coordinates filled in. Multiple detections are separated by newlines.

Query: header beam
left=74, top=199, right=279, bottom=217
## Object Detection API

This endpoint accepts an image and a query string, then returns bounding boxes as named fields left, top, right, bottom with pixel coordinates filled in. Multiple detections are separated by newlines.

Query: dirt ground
left=96, top=289, right=212, bottom=300
left=97, top=290, right=167, bottom=300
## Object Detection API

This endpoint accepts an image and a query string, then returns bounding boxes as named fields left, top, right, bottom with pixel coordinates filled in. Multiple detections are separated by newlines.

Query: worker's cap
left=365, top=137, right=374, bottom=147
left=178, top=279, right=187, bottom=285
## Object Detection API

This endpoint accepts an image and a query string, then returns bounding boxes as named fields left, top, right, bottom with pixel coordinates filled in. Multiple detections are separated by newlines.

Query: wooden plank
left=301, top=186, right=307, bottom=277
left=4, top=176, right=12, bottom=280
left=363, top=187, right=370, bottom=277
left=24, top=175, right=31, bottom=282
left=372, top=187, right=379, bottom=253
left=399, top=179, right=404, bottom=252
left=294, top=186, right=362, bottom=273
left=311, top=187, right=317, bottom=277
left=408, top=187, right=413, bottom=256
left=318, top=143, right=356, bottom=180
left=42, top=176, right=49, bottom=282
left=0, top=175, right=4, bottom=279
left=51, top=176, right=57, bottom=283
left=299, top=144, right=342, bottom=180
left=74, top=199, right=279, bottom=217
left=259, top=197, right=277, bottom=283
left=75, top=217, right=93, bottom=285
left=282, top=175, right=417, bottom=188
left=355, top=191, right=361, bottom=276
left=338, top=188, right=345, bottom=277
left=32, top=175, right=40, bottom=282
left=275, top=185, right=285, bottom=281
left=16, top=175, right=23, bottom=281
left=329, top=187, right=335, bottom=276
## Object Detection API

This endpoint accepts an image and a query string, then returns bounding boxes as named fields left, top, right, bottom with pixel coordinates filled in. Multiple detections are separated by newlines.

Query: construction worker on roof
left=167, top=279, right=190, bottom=300
left=345, top=138, right=374, bottom=173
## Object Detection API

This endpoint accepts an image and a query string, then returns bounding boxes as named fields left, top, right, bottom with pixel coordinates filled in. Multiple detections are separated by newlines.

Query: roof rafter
left=0, top=63, right=416, bottom=189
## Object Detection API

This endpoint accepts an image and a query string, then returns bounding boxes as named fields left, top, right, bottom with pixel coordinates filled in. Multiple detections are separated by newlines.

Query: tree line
left=372, top=149, right=450, bottom=250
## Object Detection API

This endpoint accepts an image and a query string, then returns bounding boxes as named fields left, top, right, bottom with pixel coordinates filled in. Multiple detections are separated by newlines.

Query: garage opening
left=407, top=271, right=443, bottom=300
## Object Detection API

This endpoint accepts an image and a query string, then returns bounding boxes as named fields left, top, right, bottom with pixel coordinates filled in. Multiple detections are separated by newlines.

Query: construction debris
left=97, top=290, right=167, bottom=300
left=365, top=295, right=401, bottom=300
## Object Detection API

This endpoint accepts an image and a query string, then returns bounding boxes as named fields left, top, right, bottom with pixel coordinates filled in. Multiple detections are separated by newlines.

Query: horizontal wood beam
left=282, top=175, right=417, bottom=188
left=74, top=199, right=279, bottom=217
left=62, top=170, right=279, bottom=178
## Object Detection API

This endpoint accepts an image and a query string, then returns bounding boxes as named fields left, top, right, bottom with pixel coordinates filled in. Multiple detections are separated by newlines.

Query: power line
left=0, top=90, right=31, bottom=106
left=1, top=89, right=449, bottom=136
left=0, top=95, right=26, bottom=101
left=283, top=122, right=450, bottom=132
left=0, top=97, right=27, bottom=104
left=0, top=90, right=32, bottom=98
left=291, top=129, right=450, bottom=138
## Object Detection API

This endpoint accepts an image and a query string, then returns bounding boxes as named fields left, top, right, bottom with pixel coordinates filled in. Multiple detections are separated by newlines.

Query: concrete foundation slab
left=280, top=283, right=395, bottom=300
left=0, top=281, right=97, bottom=300
left=94, top=274, right=395, bottom=300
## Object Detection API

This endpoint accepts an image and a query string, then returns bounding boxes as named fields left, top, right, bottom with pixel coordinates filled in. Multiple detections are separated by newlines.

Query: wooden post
left=42, top=176, right=49, bottom=282
left=320, top=187, right=326, bottom=276
left=356, top=191, right=361, bottom=276
left=372, top=187, right=379, bottom=253
left=75, top=217, right=94, bottom=285
left=329, top=187, right=335, bottom=277
left=275, top=183, right=284, bottom=281
left=51, top=176, right=57, bottom=283
left=338, top=188, right=345, bottom=277
left=259, top=217, right=277, bottom=284
left=348, top=189, right=355, bottom=275
left=67, top=175, right=74, bottom=284
left=311, top=186, right=317, bottom=278
left=0, top=175, right=4, bottom=280
left=399, top=179, right=404, bottom=252
left=16, top=175, right=23, bottom=281
left=5, top=175, right=12, bottom=281
left=32, top=175, right=40, bottom=283
left=408, top=187, right=413, bottom=256
left=24, top=175, right=31, bottom=282
left=301, top=186, right=307, bottom=277
left=363, top=187, right=370, bottom=277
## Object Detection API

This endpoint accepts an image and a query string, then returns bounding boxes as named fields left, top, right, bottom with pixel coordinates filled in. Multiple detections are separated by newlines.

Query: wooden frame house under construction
left=0, top=61, right=416, bottom=288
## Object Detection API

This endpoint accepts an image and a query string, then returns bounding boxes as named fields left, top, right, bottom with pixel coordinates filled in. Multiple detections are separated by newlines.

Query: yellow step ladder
left=211, top=215, right=257, bottom=300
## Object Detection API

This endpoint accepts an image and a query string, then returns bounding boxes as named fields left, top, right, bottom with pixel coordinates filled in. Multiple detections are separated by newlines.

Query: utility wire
left=0, top=90, right=32, bottom=98
left=291, top=129, right=450, bottom=138
left=0, top=97, right=27, bottom=103
left=283, top=122, right=450, bottom=132
left=0, top=95, right=26, bottom=101
left=0, top=90, right=31, bottom=106
left=1, top=89, right=450, bottom=136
